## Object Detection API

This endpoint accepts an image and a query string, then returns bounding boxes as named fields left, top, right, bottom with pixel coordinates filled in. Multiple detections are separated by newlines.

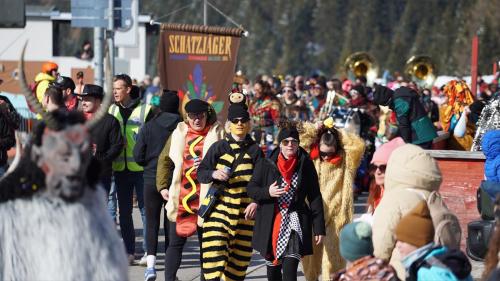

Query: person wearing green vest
left=109, top=74, right=153, bottom=265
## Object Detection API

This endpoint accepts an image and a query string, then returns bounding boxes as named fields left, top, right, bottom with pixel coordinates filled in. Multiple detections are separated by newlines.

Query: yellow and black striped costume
left=197, top=135, right=264, bottom=281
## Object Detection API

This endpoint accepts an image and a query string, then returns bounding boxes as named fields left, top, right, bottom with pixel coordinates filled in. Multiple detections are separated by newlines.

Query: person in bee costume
left=197, top=91, right=264, bottom=281
left=300, top=117, right=365, bottom=281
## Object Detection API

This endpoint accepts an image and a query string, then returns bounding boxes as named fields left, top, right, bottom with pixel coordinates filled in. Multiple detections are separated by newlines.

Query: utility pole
left=471, top=33, right=479, bottom=97
left=107, top=0, right=115, bottom=76
left=93, top=27, right=104, bottom=86
left=203, top=0, right=207, bottom=25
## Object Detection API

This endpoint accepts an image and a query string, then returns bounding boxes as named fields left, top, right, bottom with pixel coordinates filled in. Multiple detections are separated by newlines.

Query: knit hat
left=339, top=222, right=374, bottom=262
left=159, top=89, right=179, bottom=114
left=185, top=99, right=209, bottom=113
left=278, top=126, right=300, bottom=143
left=395, top=201, right=435, bottom=247
left=227, top=104, right=249, bottom=120
left=371, top=137, right=406, bottom=164
left=373, top=85, right=394, bottom=106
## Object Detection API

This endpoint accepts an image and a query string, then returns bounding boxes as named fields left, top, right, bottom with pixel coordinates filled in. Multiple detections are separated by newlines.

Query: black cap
left=278, top=126, right=300, bottom=143
left=54, top=76, right=76, bottom=91
left=160, top=90, right=179, bottom=114
left=228, top=104, right=249, bottom=120
left=185, top=99, right=209, bottom=113
left=78, top=84, right=104, bottom=99
left=373, top=85, right=394, bottom=106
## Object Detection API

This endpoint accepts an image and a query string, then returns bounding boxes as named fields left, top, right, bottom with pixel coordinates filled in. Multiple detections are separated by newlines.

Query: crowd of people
left=2, top=60, right=500, bottom=281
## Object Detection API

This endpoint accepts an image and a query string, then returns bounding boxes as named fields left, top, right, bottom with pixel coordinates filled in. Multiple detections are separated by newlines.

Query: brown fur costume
left=300, top=122, right=365, bottom=281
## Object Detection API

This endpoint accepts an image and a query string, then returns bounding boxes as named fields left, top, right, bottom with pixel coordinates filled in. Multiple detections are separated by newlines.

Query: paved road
left=127, top=193, right=484, bottom=281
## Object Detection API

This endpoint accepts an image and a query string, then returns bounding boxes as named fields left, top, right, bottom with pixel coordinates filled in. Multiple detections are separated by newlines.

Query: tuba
left=405, top=55, right=437, bottom=88
left=344, top=52, right=378, bottom=86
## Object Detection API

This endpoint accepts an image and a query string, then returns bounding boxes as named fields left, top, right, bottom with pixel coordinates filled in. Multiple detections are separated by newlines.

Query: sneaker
left=127, top=254, right=135, bottom=266
left=144, top=268, right=156, bottom=281
left=138, top=253, right=147, bottom=267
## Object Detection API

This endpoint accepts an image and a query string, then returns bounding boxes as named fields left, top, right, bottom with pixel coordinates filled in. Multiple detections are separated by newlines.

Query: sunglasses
left=281, top=139, right=299, bottom=146
left=320, top=151, right=336, bottom=158
left=230, top=117, right=249, bottom=124
left=370, top=164, right=387, bottom=173
left=187, top=112, right=206, bottom=120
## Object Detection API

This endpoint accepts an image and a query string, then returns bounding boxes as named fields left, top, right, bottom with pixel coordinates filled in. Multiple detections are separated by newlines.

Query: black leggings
left=164, top=221, right=204, bottom=281
left=266, top=257, right=300, bottom=281
left=144, top=184, right=168, bottom=256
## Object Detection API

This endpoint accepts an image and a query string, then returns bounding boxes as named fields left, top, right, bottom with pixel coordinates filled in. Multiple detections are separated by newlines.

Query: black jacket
left=133, top=112, right=181, bottom=186
left=0, top=97, right=19, bottom=167
left=89, top=113, right=123, bottom=179
left=246, top=147, right=325, bottom=257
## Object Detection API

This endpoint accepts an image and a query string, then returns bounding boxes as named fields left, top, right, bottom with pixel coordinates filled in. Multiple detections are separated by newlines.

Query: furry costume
left=300, top=122, right=365, bottom=281
left=0, top=188, right=128, bottom=281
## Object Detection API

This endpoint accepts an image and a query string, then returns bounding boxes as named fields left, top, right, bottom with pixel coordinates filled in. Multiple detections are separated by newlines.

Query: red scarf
left=277, top=152, right=297, bottom=185
left=271, top=152, right=298, bottom=262
left=309, top=144, right=343, bottom=165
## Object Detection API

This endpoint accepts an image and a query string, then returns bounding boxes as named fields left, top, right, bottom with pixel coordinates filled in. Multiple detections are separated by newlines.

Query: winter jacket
left=482, top=130, right=500, bottom=182
left=89, top=114, right=123, bottom=179
left=0, top=97, right=19, bottom=167
left=247, top=147, right=326, bottom=257
left=372, top=144, right=442, bottom=279
left=133, top=112, right=181, bottom=186
left=34, top=72, right=56, bottom=103
left=392, top=87, right=437, bottom=144
left=299, top=122, right=365, bottom=279
left=159, top=122, right=224, bottom=226
left=403, top=244, right=472, bottom=281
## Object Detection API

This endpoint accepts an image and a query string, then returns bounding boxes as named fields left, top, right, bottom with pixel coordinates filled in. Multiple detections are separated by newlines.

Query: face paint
left=229, top=120, right=250, bottom=137
left=35, top=125, right=91, bottom=201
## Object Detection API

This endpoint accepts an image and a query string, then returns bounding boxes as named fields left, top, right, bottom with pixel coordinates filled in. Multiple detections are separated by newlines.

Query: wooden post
left=471, top=34, right=479, bottom=96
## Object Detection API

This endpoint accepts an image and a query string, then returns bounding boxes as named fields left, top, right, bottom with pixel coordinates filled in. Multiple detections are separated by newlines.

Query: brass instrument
left=405, top=55, right=437, bottom=88
left=344, top=52, right=378, bottom=86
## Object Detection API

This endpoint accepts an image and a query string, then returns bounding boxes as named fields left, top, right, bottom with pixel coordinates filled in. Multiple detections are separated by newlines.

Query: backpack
left=407, top=189, right=462, bottom=249
left=426, top=191, right=462, bottom=249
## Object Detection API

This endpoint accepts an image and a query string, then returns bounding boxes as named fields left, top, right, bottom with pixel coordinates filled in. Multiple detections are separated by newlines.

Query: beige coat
left=372, top=144, right=442, bottom=279
left=299, top=122, right=365, bottom=281
left=158, top=122, right=224, bottom=226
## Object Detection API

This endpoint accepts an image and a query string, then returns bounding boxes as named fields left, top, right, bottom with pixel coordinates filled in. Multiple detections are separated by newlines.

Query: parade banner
left=158, top=23, right=244, bottom=119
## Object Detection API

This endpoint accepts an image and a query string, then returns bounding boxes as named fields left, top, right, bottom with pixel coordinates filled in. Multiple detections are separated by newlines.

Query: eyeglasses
left=230, top=117, right=249, bottom=124
left=320, top=151, right=336, bottom=158
left=281, top=139, right=299, bottom=146
left=187, top=112, right=206, bottom=120
left=370, top=164, right=387, bottom=173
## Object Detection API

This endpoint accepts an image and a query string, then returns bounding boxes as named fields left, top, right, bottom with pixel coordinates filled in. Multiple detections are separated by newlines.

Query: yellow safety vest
left=109, top=103, right=151, bottom=172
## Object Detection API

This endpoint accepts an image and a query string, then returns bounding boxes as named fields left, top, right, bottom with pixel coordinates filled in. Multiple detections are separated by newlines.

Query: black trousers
left=164, top=221, right=204, bottom=281
left=144, top=184, right=169, bottom=256
left=266, top=257, right=300, bottom=281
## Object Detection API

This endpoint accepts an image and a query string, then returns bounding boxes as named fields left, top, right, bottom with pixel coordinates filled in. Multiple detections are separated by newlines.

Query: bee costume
left=197, top=92, right=264, bottom=280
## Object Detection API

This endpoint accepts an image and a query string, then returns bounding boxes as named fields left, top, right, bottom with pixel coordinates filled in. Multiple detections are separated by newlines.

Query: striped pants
left=201, top=210, right=254, bottom=281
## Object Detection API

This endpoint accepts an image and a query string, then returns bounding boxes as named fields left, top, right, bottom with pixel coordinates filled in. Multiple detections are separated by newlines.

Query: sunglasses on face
left=230, top=117, right=249, bottom=124
left=281, top=139, right=299, bottom=146
left=320, top=151, right=336, bottom=158
left=370, top=164, right=387, bottom=173
left=187, top=112, right=206, bottom=120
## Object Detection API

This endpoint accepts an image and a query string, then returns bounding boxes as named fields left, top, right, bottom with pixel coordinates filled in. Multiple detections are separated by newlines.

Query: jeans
left=107, top=177, right=118, bottom=223
left=115, top=170, right=147, bottom=255
left=0, top=165, right=6, bottom=178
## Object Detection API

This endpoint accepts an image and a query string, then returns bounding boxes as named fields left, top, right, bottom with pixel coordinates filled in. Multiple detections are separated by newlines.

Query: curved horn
left=18, top=41, right=60, bottom=130
left=85, top=45, right=113, bottom=129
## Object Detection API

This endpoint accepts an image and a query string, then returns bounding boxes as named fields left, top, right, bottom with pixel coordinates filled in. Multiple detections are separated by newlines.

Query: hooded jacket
left=482, top=130, right=500, bottom=182
left=34, top=72, right=56, bottom=103
left=372, top=144, right=442, bottom=279
left=133, top=111, right=181, bottom=186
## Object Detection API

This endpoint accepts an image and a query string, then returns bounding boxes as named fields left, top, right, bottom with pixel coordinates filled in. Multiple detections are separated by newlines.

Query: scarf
left=277, top=152, right=297, bottom=185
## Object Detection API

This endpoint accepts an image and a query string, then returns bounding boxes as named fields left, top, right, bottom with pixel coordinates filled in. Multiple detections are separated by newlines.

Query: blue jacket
left=482, top=130, right=500, bottom=182
left=403, top=244, right=472, bottom=281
